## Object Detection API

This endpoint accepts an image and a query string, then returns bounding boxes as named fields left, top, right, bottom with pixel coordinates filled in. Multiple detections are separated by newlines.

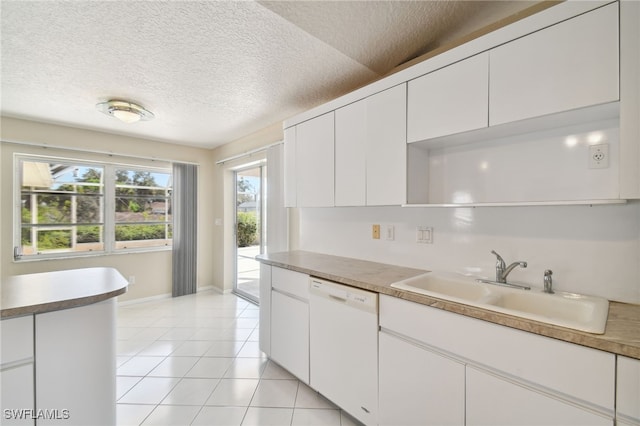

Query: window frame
left=14, top=154, right=173, bottom=261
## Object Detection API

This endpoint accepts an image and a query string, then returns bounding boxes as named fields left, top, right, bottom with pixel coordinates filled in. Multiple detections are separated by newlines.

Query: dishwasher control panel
left=309, top=278, right=378, bottom=314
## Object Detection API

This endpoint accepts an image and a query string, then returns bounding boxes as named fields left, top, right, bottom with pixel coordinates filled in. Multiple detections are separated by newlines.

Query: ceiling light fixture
left=96, top=99, right=154, bottom=123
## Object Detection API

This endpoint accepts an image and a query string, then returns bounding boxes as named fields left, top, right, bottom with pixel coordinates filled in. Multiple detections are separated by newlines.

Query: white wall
left=297, top=202, right=640, bottom=304
left=1, top=117, right=216, bottom=301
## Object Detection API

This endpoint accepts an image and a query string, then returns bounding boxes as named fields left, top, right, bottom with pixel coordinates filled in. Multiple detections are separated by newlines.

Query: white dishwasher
left=309, top=278, right=378, bottom=425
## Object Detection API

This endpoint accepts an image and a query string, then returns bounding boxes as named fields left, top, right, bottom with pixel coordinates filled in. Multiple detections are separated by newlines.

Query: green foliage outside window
left=19, top=159, right=173, bottom=257
left=237, top=212, right=257, bottom=247
left=116, top=224, right=169, bottom=241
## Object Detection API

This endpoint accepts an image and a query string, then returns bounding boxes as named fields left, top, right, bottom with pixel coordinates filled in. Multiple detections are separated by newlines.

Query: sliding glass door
left=234, top=162, right=266, bottom=303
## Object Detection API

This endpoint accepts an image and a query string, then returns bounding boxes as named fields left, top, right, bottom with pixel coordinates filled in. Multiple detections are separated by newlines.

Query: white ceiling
left=1, top=1, right=536, bottom=149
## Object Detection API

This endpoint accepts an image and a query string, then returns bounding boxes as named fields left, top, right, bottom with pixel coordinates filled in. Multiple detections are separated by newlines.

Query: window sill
left=14, top=246, right=172, bottom=263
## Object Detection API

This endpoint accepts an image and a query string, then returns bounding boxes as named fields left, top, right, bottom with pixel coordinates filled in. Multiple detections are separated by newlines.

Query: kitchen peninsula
left=1, top=267, right=128, bottom=426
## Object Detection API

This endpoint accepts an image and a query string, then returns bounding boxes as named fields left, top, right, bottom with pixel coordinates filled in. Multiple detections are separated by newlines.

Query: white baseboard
left=117, top=292, right=171, bottom=306
left=117, top=285, right=230, bottom=306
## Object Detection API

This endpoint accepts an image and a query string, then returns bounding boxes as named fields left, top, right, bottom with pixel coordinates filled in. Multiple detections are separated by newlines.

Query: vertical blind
left=266, top=143, right=288, bottom=253
left=172, top=162, right=198, bottom=297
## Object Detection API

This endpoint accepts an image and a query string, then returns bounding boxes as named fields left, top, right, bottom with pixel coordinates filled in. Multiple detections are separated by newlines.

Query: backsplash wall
left=297, top=202, right=640, bottom=304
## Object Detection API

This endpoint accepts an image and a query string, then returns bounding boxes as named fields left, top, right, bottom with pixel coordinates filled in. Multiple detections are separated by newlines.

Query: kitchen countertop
left=257, top=250, right=640, bottom=360
left=1, top=267, right=128, bottom=319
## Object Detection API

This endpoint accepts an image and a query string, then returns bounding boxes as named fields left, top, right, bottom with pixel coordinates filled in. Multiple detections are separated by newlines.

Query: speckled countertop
left=257, top=250, right=640, bottom=360
left=1, top=267, right=128, bottom=319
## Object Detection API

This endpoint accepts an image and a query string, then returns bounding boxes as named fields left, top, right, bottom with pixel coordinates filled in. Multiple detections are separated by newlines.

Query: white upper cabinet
left=335, top=84, right=407, bottom=206
left=408, top=52, right=489, bottom=142
left=490, top=2, right=619, bottom=126
left=295, top=112, right=335, bottom=207
left=283, top=126, right=297, bottom=208
left=366, top=84, right=407, bottom=206
left=335, top=99, right=367, bottom=206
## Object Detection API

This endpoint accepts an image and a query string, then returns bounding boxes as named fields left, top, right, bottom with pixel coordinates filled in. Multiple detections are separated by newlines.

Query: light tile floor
left=117, top=290, right=361, bottom=425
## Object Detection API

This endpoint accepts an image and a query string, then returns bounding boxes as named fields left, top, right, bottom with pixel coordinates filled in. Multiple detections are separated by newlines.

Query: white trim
left=215, top=141, right=282, bottom=165
left=2, top=138, right=199, bottom=166
left=402, top=200, right=628, bottom=208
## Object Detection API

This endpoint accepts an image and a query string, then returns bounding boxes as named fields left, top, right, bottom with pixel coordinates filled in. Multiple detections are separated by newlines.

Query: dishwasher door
left=309, top=278, right=378, bottom=425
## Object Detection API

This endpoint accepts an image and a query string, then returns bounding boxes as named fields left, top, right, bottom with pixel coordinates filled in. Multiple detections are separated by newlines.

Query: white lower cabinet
left=0, top=364, right=34, bottom=425
left=269, top=267, right=310, bottom=383
left=466, top=366, right=611, bottom=426
left=258, top=263, right=272, bottom=357
left=1, top=315, right=35, bottom=425
left=379, top=295, right=615, bottom=426
left=616, top=356, right=640, bottom=426
left=1, top=300, right=118, bottom=425
left=378, top=331, right=464, bottom=425
left=270, top=291, right=309, bottom=383
left=36, top=299, right=117, bottom=425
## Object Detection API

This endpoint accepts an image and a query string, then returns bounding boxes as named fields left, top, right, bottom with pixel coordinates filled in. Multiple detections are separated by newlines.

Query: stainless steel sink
left=391, top=273, right=609, bottom=334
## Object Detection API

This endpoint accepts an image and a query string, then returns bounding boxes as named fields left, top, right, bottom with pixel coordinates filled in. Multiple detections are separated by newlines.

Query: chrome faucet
left=476, top=250, right=531, bottom=290
left=491, top=250, right=527, bottom=283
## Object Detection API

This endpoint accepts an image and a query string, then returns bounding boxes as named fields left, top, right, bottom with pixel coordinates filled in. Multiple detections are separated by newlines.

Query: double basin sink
left=391, top=273, right=609, bottom=334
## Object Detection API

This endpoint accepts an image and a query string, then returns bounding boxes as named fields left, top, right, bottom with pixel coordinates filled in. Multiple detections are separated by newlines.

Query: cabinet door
left=36, top=299, right=116, bottom=425
left=258, top=263, right=271, bottom=357
left=490, top=2, right=619, bottom=126
left=296, top=112, right=335, bottom=207
left=270, top=291, right=309, bottom=383
left=466, top=367, right=612, bottom=426
left=1, top=364, right=34, bottom=425
left=283, top=126, right=297, bottom=208
left=379, top=331, right=464, bottom=426
left=366, top=84, right=407, bottom=206
left=335, top=99, right=367, bottom=206
left=617, top=356, right=640, bottom=425
left=408, top=52, right=489, bottom=142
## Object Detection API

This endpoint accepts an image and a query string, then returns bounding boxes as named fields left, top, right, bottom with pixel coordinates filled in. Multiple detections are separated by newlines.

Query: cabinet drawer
left=1, top=316, right=34, bottom=366
left=271, top=267, right=309, bottom=300
left=380, top=295, right=615, bottom=413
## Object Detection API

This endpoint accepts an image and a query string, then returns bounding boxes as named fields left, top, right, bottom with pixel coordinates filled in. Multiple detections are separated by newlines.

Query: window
left=16, top=156, right=172, bottom=260
left=115, top=168, right=172, bottom=250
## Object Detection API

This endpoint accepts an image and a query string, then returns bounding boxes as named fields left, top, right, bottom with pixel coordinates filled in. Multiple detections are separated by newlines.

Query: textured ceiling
left=1, top=1, right=536, bottom=149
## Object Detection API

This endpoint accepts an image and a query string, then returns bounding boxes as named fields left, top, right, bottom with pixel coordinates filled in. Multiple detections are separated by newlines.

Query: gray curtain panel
left=172, top=162, right=198, bottom=297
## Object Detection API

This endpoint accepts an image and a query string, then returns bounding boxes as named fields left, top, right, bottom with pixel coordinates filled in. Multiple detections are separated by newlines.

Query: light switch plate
left=417, top=226, right=433, bottom=244
left=385, top=225, right=395, bottom=241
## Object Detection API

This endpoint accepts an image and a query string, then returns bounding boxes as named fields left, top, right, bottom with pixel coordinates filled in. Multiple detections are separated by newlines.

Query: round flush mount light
left=96, top=99, right=154, bottom=123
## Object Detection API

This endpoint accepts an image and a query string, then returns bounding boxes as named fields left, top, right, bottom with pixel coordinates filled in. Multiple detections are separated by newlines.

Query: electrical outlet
left=589, top=143, right=609, bottom=169
left=417, top=226, right=433, bottom=244
left=372, top=224, right=381, bottom=239
left=129, top=275, right=136, bottom=286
